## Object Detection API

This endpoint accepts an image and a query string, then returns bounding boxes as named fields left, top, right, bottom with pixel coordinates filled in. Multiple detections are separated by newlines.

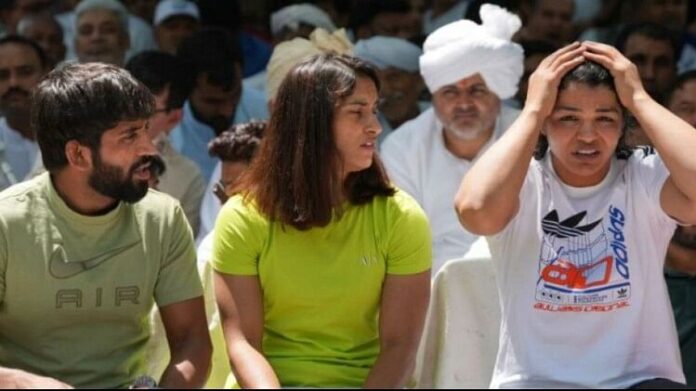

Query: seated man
left=353, top=35, right=426, bottom=141
left=170, top=27, right=268, bottom=182
left=0, top=62, right=211, bottom=388
left=381, top=4, right=523, bottom=273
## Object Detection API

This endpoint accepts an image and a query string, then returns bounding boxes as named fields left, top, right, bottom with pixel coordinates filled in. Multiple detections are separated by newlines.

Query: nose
left=576, top=122, right=597, bottom=142
left=138, top=131, right=158, bottom=156
left=367, top=112, right=382, bottom=137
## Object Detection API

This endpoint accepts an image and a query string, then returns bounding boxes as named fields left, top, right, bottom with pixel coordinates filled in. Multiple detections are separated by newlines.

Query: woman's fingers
left=539, top=41, right=581, bottom=69
left=582, top=50, right=613, bottom=69
left=549, top=45, right=586, bottom=73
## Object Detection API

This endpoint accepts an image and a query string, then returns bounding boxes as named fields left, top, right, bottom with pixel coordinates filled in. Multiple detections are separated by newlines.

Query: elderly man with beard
left=381, top=4, right=523, bottom=274
left=0, top=62, right=211, bottom=389
left=0, top=35, right=47, bottom=190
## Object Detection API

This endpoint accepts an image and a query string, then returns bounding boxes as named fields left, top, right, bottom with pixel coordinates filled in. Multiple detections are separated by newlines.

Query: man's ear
left=64, top=140, right=93, bottom=172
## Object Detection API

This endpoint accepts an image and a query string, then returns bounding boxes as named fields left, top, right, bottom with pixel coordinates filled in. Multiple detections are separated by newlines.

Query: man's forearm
left=159, top=336, right=212, bottom=388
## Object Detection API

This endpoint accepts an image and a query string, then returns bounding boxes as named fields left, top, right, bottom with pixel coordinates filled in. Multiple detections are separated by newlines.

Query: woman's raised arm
left=455, top=42, right=586, bottom=235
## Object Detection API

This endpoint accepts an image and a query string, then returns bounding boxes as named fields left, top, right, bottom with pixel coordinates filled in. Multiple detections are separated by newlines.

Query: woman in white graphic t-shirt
left=455, top=41, right=696, bottom=388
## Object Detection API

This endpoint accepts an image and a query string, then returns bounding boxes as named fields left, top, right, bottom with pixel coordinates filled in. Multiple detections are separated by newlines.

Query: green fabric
left=0, top=174, right=202, bottom=388
left=667, top=274, right=696, bottom=386
left=212, top=190, right=432, bottom=388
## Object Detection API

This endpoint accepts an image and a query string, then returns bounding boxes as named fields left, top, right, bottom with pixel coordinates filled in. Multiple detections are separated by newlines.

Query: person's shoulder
left=381, top=107, right=438, bottom=153
left=218, top=194, right=269, bottom=226
left=0, top=174, right=49, bottom=223
left=0, top=174, right=47, bottom=205
left=162, top=148, right=204, bottom=185
left=133, top=189, right=184, bottom=218
left=373, top=187, right=427, bottom=219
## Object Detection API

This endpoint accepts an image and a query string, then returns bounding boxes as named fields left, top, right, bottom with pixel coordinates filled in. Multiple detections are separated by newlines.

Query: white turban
left=266, top=28, right=353, bottom=100
left=419, top=4, right=524, bottom=99
left=270, top=3, right=336, bottom=37
left=354, top=36, right=422, bottom=73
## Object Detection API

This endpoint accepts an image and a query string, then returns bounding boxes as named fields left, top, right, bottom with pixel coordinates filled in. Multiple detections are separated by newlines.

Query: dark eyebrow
left=554, top=106, right=619, bottom=113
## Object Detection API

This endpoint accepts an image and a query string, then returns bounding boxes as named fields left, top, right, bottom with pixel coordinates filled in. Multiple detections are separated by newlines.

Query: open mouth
left=573, top=149, right=600, bottom=160
left=132, top=162, right=152, bottom=180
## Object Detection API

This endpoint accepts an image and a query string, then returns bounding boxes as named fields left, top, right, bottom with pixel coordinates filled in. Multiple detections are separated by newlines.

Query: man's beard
left=88, top=153, right=155, bottom=203
left=190, top=104, right=232, bottom=135
left=0, top=86, right=31, bottom=115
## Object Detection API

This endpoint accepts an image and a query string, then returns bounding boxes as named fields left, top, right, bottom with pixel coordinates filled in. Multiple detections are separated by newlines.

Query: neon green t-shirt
left=211, top=189, right=432, bottom=388
left=0, top=174, right=203, bottom=388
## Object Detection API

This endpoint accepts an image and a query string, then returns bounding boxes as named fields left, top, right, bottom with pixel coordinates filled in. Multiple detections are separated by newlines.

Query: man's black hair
left=126, top=50, right=193, bottom=111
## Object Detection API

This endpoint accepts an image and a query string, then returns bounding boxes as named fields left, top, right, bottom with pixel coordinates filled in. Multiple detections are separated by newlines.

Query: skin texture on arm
left=0, top=367, right=72, bottom=389
left=363, top=270, right=431, bottom=389
left=213, top=272, right=281, bottom=389
left=583, top=42, right=696, bottom=224
left=158, top=296, right=212, bottom=388
left=455, top=42, right=587, bottom=235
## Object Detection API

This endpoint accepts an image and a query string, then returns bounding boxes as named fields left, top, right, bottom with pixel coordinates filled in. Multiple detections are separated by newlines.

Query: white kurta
left=380, top=105, right=519, bottom=274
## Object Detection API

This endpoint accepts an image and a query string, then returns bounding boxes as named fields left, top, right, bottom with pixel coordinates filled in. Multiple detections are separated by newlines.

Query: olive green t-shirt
left=0, top=174, right=203, bottom=388
left=212, top=190, right=432, bottom=388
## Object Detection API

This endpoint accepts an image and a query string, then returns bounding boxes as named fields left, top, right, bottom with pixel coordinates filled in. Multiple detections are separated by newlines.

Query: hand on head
left=582, top=41, right=649, bottom=111
left=524, top=41, right=586, bottom=119
left=525, top=41, right=649, bottom=120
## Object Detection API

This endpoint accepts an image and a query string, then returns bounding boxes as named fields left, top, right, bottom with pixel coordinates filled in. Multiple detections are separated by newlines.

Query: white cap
left=354, top=36, right=422, bottom=73
left=154, top=0, right=200, bottom=26
left=270, top=3, right=336, bottom=37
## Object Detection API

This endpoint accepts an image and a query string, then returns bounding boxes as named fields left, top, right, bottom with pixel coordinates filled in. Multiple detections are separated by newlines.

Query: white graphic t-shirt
left=487, top=148, right=685, bottom=388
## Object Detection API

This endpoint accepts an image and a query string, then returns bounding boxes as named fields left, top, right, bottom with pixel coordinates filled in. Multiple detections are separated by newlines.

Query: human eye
left=559, top=115, right=578, bottom=123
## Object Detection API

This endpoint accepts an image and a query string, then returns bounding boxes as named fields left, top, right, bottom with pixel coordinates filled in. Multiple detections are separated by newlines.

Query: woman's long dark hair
left=241, top=54, right=394, bottom=230
left=534, top=60, right=633, bottom=160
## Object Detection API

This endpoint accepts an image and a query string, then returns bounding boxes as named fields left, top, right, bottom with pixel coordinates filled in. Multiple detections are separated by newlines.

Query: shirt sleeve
left=385, top=191, right=433, bottom=275
left=211, top=196, right=266, bottom=276
left=154, top=204, right=203, bottom=307
left=631, top=149, right=672, bottom=220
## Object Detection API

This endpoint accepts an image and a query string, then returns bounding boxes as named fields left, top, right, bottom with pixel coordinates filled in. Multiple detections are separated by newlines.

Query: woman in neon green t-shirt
left=211, top=54, right=432, bottom=388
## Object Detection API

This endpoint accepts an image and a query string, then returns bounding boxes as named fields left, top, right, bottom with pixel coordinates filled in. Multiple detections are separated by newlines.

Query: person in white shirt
left=456, top=41, right=696, bottom=388
left=0, top=35, right=47, bottom=190
left=381, top=4, right=523, bottom=273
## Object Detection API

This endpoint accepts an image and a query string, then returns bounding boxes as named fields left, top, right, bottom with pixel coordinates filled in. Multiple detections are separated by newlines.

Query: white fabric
left=422, top=0, right=469, bottom=35
left=487, top=149, right=684, bottom=388
left=419, top=4, right=523, bottom=99
left=413, top=256, right=501, bottom=388
left=265, top=28, right=353, bottom=101
left=354, top=36, right=422, bottom=72
left=156, top=137, right=205, bottom=236
left=270, top=3, right=336, bottom=36
left=153, top=0, right=199, bottom=26
left=197, top=161, right=221, bottom=244
left=380, top=105, right=519, bottom=274
left=56, top=11, right=157, bottom=62
left=0, top=118, right=38, bottom=191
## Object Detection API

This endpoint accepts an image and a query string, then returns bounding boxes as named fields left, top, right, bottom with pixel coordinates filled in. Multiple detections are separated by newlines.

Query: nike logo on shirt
left=49, top=242, right=140, bottom=279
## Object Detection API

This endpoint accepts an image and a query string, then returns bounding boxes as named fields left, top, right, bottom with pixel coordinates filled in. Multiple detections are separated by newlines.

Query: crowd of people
left=1, top=0, right=696, bottom=388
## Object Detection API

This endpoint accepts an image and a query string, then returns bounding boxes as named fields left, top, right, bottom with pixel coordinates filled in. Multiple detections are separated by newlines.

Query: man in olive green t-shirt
left=0, top=63, right=211, bottom=388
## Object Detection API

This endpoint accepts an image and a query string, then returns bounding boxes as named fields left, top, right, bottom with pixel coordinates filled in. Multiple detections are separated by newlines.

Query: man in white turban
left=381, top=4, right=524, bottom=275
left=354, top=35, right=426, bottom=141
